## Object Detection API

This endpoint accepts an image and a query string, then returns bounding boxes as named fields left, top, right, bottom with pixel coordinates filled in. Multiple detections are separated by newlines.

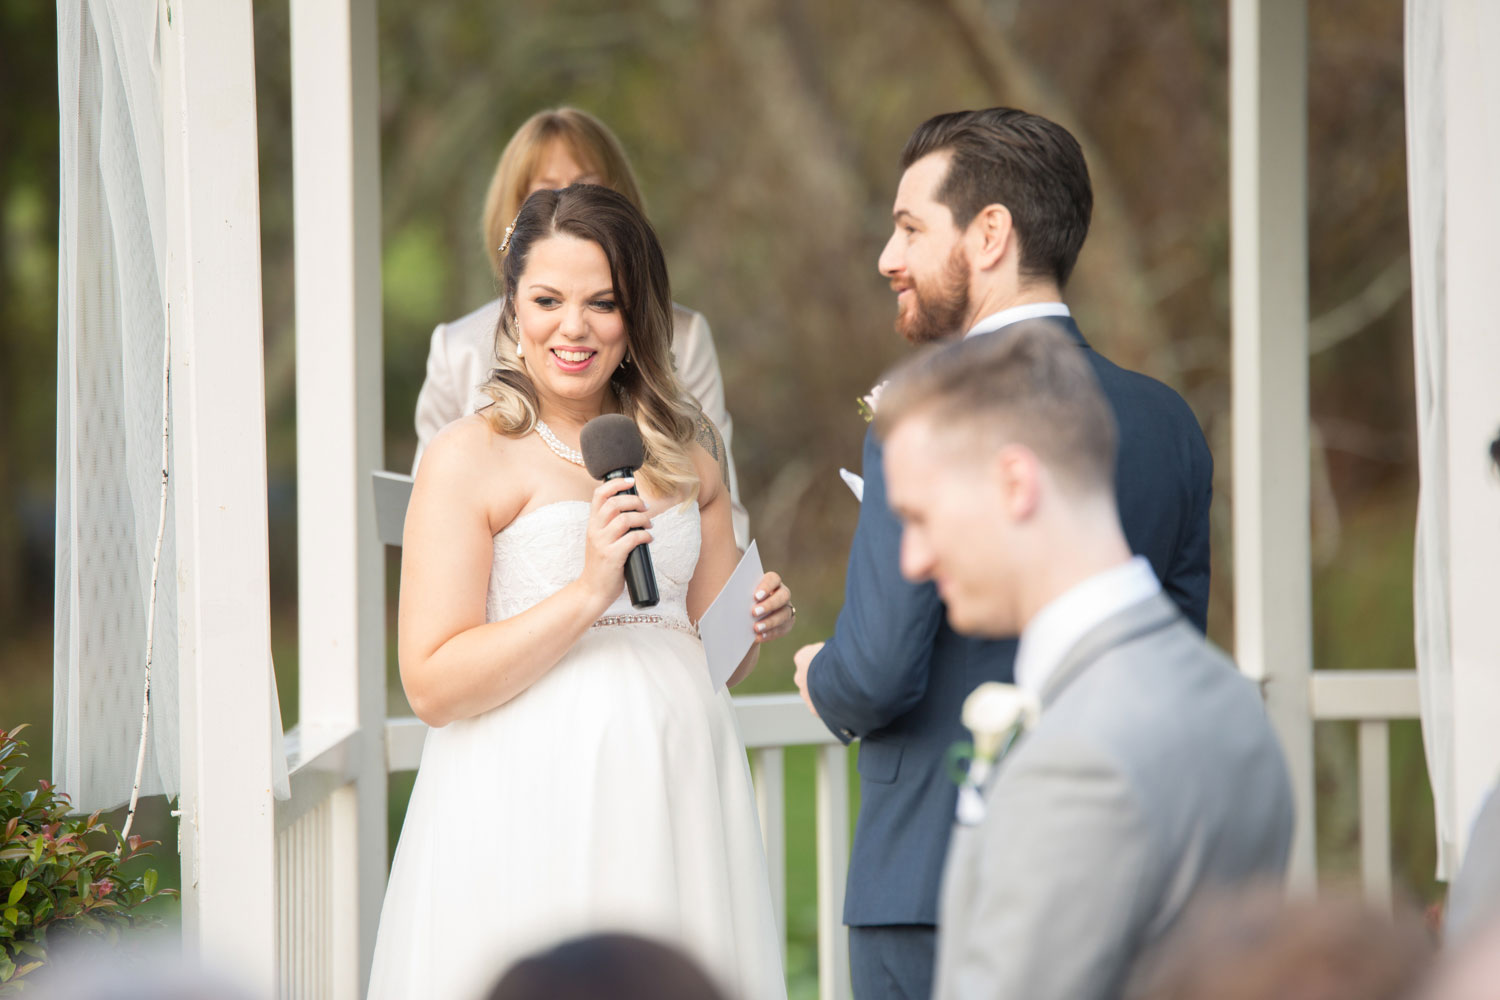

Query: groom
left=792, top=108, right=1214, bottom=998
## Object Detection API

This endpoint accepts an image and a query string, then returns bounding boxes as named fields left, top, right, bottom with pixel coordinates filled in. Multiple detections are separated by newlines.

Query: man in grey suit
left=873, top=321, right=1295, bottom=1000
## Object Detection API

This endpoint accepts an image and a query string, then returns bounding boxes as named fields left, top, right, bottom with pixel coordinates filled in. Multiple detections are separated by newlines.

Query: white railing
left=260, top=469, right=1427, bottom=998
left=276, top=668, right=1422, bottom=995
left=275, top=793, right=334, bottom=998
left=1307, top=669, right=1421, bottom=907
left=384, top=693, right=854, bottom=1000
left=273, top=667, right=1420, bottom=998
left=273, top=728, right=367, bottom=1000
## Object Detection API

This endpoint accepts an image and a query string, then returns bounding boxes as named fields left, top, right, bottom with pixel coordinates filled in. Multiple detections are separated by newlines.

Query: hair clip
left=497, top=210, right=524, bottom=255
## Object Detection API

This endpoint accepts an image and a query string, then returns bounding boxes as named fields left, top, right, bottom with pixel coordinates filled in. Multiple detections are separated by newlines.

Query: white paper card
left=699, top=540, right=763, bottom=688
left=839, top=467, right=865, bottom=503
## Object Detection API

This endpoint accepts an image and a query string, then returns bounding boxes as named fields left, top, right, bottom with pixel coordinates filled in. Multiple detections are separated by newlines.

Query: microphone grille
left=579, top=414, right=646, bottom=479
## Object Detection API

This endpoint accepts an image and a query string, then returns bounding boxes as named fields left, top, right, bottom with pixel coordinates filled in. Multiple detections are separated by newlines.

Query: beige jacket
left=412, top=297, right=748, bottom=547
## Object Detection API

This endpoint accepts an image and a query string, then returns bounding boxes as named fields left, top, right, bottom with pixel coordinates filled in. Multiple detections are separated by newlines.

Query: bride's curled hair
left=479, top=185, right=702, bottom=503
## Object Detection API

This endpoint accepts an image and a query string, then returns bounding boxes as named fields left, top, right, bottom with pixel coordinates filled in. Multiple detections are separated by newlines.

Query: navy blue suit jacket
left=807, top=317, right=1213, bottom=927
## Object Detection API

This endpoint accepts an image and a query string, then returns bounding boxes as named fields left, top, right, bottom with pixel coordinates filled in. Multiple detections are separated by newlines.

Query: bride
left=366, top=184, right=791, bottom=1000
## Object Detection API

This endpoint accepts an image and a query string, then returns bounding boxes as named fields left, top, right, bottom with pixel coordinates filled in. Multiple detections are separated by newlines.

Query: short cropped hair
left=901, top=108, right=1092, bottom=288
left=481, top=108, right=645, bottom=281
left=873, top=319, right=1117, bottom=495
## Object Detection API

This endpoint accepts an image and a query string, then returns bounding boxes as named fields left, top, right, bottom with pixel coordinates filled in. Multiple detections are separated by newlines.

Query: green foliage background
left=0, top=0, right=1434, bottom=993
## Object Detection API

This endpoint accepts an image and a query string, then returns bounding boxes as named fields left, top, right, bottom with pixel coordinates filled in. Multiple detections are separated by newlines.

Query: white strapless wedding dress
left=366, top=501, right=786, bottom=1000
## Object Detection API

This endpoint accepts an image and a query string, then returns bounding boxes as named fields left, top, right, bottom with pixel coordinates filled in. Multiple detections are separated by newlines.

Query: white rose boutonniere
left=951, top=682, right=1041, bottom=825
left=856, top=380, right=890, bottom=423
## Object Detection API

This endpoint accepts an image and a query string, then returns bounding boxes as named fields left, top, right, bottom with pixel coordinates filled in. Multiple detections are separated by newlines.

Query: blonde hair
left=481, top=108, right=646, bottom=282
left=479, top=185, right=700, bottom=503
left=874, top=319, right=1118, bottom=496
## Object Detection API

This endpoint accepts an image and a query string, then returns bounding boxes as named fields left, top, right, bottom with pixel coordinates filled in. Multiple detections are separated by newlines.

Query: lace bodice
left=486, top=500, right=701, bottom=625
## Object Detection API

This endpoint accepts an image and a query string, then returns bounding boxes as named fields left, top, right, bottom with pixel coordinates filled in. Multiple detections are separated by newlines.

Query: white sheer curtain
left=1405, top=0, right=1453, bottom=880
left=55, top=0, right=288, bottom=812
left=55, top=0, right=176, bottom=812
left=1406, top=0, right=1500, bottom=880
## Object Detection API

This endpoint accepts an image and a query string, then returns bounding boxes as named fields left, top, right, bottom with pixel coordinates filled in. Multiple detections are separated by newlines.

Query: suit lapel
left=1039, top=592, right=1181, bottom=708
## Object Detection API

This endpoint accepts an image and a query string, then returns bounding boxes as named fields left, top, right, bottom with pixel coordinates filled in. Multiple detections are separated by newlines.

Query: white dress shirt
left=1014, top=556, right=1161, bottom=698
left=964, top=302, right=1071, bottom=340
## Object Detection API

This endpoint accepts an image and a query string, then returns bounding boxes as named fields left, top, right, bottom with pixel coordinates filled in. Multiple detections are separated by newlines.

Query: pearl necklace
left=535, top=420, right=585, bottom=467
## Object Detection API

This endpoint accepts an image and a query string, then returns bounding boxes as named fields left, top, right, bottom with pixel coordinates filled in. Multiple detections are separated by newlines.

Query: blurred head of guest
left=28, top=934, right=256, bottom=1000
left=482, top=107, right=646, bottom=283
left=485, top=933, right=729, bottom=1000
left=875, top=319, right=1124, bottom=637
left=1135, top=887, right=1434, bottom=1000
left=878, top=107, right=1093, bottom=344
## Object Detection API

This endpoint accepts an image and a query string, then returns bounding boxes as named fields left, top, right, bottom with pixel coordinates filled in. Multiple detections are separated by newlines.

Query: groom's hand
left=793, top=643, right=824, bottom=718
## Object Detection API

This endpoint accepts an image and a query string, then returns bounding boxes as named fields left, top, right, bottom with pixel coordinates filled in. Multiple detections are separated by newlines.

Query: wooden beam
left=1309, top=671, right=1421, bottom=721
left=290, top=0, right=387, bottom=993
left=1442, top=0, right=1500, bottom=864
left=1231, top=0, right=1315, bottom=889
left=161, top=0, right=276, bottom=989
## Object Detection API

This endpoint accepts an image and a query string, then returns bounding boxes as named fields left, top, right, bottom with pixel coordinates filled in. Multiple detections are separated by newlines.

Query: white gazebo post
left=1441, top=0, right=1500, bottom=865
left=290, top=0, right=388, bottom=992
left=1231, top=0, right=1317, bottom=888
left=162, top=0, right=277, bottom=991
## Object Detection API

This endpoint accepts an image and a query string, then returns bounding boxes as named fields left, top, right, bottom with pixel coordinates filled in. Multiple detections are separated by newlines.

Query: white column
left=816, top=746, right=851, bottom=1000
left=161, top=0, right=276, bottom=991
left=1231, top=0, right=1316, bottom=888
left=290, top=0, right=388, bottom=992
left=1442, top=0, right=1500, bottom=863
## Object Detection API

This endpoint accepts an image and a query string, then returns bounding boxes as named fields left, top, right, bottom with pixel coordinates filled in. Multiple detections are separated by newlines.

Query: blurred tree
left=0, top=3, right=60, bottom=637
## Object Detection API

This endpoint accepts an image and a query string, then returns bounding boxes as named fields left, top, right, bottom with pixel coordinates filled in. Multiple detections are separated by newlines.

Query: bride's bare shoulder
left=421, top=414, right=517, bottom=469
left=415, top=415, right=531, bottom=523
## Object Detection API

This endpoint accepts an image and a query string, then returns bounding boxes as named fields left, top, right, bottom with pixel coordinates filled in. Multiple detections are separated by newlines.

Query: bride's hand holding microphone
left=575, top=476, right=654, bottom=617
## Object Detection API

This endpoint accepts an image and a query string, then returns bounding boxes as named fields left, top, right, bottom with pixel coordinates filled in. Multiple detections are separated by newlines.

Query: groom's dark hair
left=902, top=108, right=1093, bottom=288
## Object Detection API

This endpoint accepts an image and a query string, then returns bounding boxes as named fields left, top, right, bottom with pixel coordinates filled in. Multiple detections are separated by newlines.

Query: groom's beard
left=895, top=245, right=971, bottom=345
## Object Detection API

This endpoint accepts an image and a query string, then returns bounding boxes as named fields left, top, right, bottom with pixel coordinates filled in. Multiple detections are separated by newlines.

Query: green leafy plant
left=0, top=725, right=176, bottom=994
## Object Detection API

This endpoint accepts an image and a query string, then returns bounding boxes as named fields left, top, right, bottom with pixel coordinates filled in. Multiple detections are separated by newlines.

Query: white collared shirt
left=964, top=301, right=1071, bottom=340
left=1014, top=556, right=1161, bottom=698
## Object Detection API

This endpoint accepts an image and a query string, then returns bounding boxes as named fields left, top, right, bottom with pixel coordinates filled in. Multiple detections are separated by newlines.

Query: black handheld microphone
left=580, top=414, right=659, bottom=609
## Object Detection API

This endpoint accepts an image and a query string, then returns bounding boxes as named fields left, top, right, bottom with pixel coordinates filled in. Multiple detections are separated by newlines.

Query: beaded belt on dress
left=590, top=613, right=700, bottom=639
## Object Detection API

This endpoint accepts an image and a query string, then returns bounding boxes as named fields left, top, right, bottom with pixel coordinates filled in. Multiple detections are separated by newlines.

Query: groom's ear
left=968, top=204, right=1014, bottom=272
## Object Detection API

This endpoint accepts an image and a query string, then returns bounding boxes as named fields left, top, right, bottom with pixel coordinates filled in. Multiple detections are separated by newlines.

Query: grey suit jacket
left=410, top=297, right=748, bottom=547
left=1447, top=777, right=1500, bottom=945
left=935, top=593, right=1294, bottom=1000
